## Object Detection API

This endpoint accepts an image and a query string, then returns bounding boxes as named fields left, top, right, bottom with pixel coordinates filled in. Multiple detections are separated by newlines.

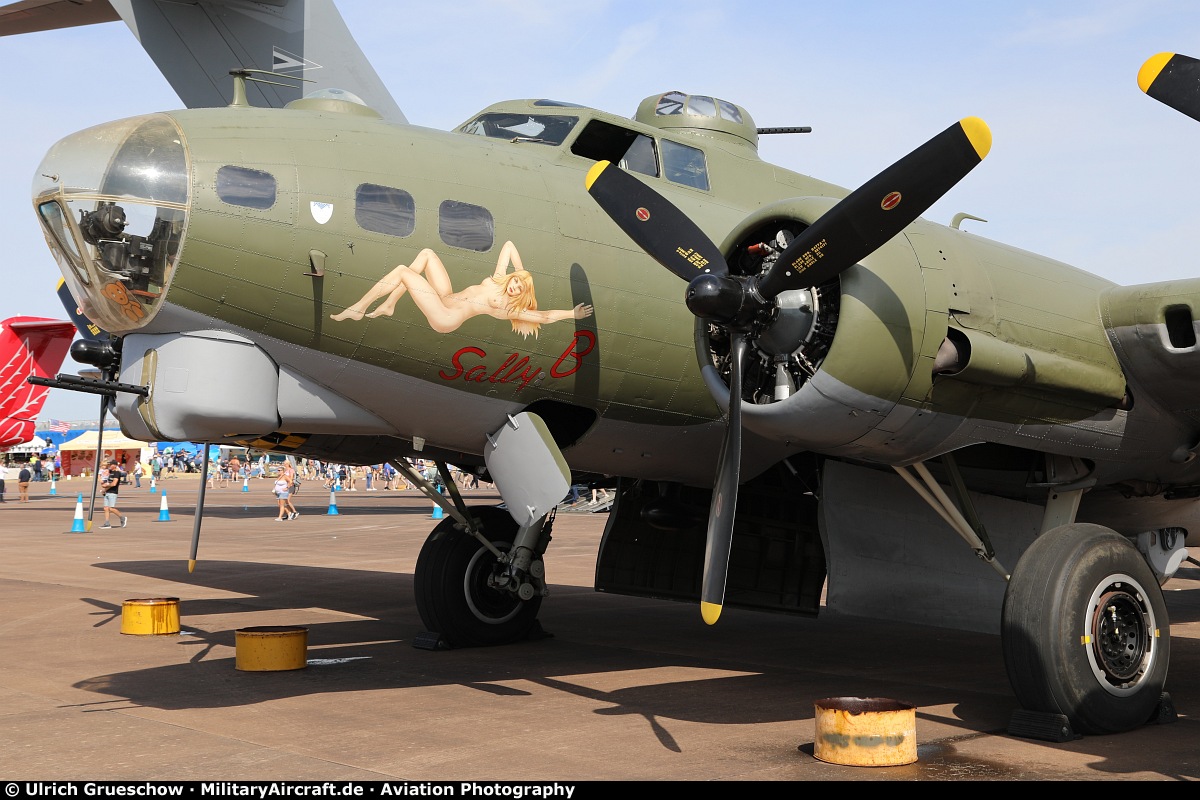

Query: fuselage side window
left=661, top=140, right=709, bottom=190
left=355, top=183, right=415, bottom=237
left=570, top=119, right=659, bottom=178
left=216, top=166, right=276, bottom=210
left=439, top=200, right=495, bottom=252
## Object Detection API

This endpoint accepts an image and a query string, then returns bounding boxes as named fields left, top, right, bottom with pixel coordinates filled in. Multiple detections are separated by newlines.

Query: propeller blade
left=1139, top=52, right=1200, bottom=122
left=55, top=278, right=108, bottom=342
left=700, top=331, right=747, bottom=625
left=585, top=160, right=729, bottom=280
left=758, top=117, right=991, bottom=299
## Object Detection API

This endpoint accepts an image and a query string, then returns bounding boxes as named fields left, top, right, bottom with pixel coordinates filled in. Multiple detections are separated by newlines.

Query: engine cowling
left=693, top=199, right=932, bottom=459
left=699, top=200, right=1129, bottom=466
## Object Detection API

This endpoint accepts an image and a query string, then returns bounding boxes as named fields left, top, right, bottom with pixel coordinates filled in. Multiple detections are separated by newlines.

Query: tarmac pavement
left=1, top=474, right=1199, bottom=781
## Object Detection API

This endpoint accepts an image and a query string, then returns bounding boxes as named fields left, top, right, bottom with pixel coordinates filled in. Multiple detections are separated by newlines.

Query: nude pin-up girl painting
left=331, top=241, right=592, bottom=338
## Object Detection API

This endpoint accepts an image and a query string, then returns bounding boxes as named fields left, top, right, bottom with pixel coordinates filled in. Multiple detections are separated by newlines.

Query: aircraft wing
left=0, top=0, right=405, bottom=121
left=0, top=316, right=77, bottom=448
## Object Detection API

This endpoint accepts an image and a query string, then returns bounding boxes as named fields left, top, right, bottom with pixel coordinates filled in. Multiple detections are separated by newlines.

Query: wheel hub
left=1092, top=588, right=1147, bottom=681
left=464, top=543, right=523, bottom=625
left=1087, top=578, right=1154, bottom=692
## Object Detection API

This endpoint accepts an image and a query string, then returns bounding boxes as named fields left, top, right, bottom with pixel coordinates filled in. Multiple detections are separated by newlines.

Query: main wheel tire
left=1002, top=523, right=1169, bottom=734
left=414, top=506, right=543, bottom=648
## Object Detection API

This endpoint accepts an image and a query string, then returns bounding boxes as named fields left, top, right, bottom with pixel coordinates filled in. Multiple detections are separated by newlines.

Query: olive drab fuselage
left=31, top=92, right=1200, bottom=494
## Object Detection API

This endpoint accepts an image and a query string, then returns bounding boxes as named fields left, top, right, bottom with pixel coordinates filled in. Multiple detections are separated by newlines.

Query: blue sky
left=3, top=0, right=1200, bottom=421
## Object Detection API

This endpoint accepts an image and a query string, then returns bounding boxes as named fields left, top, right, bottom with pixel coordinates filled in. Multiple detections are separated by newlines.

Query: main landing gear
left=1002, top=523, right=1170, bottom=735
left=414, top=505, right=550, bottom=648
left=896, top=458, right=1173, bottom=735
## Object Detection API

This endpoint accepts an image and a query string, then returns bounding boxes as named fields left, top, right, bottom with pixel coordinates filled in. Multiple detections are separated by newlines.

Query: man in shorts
left=100, top=460, right=127, bottom=528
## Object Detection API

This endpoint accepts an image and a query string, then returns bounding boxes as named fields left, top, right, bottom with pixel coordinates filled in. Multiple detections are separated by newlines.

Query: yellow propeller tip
left=959, top=117, right=992, bottom=161
left=187, top=559, right=196, bottom=573
left=584, top=160, right=610, bottom=191
left=700, top=601, right=722, bottom=625
left=1139, top=52, right=1175, bottom=93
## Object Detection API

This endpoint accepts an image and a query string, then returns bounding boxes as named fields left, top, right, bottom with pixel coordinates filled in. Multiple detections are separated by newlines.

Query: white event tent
left=58, top=430, right=155, bottom=477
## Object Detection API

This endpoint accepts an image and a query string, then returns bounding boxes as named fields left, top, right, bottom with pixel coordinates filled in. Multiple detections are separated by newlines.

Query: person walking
left=132, top=458, right=143, bottom=488
left=99, top=460, right=127, bottom=528
left=0, top=462, right=9, bottom=502
left=281, top=461, right=300, bottom=519
left=272, top=476, right=291, bottom=521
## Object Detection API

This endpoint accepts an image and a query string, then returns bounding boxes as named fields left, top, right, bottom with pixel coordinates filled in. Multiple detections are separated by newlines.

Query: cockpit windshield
left=32, top=114, right=188, bottom=332
left=459, top=113, right=579, bottom=145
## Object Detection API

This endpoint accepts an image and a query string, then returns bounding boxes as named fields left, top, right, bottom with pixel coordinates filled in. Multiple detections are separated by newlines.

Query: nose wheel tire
left=1001, top=523, right=1169, bottom=734
left=414, top=506, right=543, bottom=648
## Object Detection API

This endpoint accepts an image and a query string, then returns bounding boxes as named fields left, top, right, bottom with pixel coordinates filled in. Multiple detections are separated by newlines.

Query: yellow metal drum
left=120, top=598, right=181, bottom=635
left=813, top=696, right=917, bottom=766
left=235, top=626, right=308, bottom=671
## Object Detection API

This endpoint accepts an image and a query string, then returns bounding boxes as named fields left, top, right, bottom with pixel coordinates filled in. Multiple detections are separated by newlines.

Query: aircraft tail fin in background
left=0, top=0, right=404, bottom=121
left=0, top=316, right=77, bottom=448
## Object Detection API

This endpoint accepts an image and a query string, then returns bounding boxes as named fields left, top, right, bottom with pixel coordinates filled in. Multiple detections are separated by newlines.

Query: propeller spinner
left=586, top=117, right=991, bottom=624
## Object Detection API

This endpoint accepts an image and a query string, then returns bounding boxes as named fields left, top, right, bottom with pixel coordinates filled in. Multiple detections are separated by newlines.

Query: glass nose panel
left=32, top=114, right=188, bottom=332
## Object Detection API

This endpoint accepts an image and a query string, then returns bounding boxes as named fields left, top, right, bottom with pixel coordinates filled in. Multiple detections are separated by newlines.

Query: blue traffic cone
left=150, top=476, right=157, bottom=494
left=326, top=489, right=339, bottom=515
left=431, top=487, right=444, bottom=520
left=48, top=476, right=58, bottom=496
left=68, top=493, right=86, bottom=533
left=156, top=491, right=171, bottom=522
left=242, top=476, right=250, bottom=492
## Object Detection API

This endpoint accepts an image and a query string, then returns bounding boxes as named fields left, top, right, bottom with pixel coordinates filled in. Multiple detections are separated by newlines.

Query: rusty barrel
left=813, top=696, right=917, bottom=766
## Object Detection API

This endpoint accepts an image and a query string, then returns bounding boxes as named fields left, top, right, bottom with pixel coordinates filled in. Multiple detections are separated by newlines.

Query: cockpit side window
left=661, top=140, right=709, bottom=190
left=570, top=120, right=659, bottom=178
left=459, top=113, right=579, bottom=145
left=216, top=166, right=276, bottom=210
